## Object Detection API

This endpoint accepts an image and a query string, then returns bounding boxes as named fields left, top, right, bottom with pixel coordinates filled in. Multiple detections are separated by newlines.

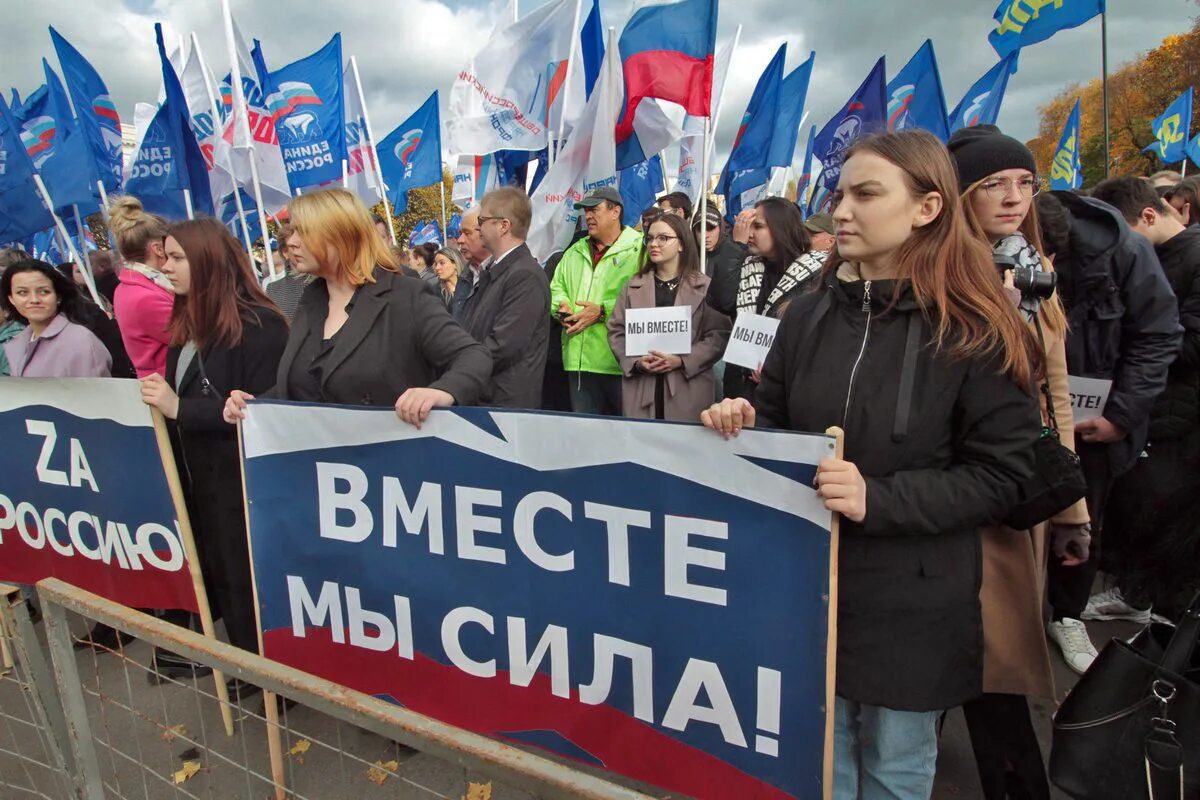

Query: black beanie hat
left=947, top=124, right=1037, bottom=192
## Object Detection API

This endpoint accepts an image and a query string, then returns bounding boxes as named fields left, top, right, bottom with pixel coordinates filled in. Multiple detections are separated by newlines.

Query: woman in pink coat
left=108, top=195, right=175, bottom=377
left=608, top=213, right=731, bottom=421
left=2, top=259, right=111, bottom=377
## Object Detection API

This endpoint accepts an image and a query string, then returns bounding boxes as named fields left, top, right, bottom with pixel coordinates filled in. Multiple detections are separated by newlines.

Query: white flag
left=451, top=154, right=500, bottom=209
left=343, top=59, right=383, bottom=205
left=447, top=0, right=580, bottom=156
left=527, top=38, right=621, bottom=262
left=675, top=36, right=735, bottom=203
left=217, top=18, right=290, bottom=215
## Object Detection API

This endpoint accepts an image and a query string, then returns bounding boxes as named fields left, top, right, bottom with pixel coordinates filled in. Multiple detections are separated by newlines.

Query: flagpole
left=342, top=159, right=349, bottom=188
left=707, top=25, right=743, bottom=150
left=439, top=177, right=449, bottom=245
left=34, top=175, right=101, bottom=305
left=348, top=55, right=398, bottom=245
left=699, top=115, right=710, bottom=280
left=1101, top=10, right=1110, bottom=179
left=220, top=0, right=277, bottom=280
left=94, top=180, right=115, bottom=250
left=192, top=31, right=255, bottom=264
left=183, top=189, right=195, bottom=220
left=70, top=204, right=99, bottom=292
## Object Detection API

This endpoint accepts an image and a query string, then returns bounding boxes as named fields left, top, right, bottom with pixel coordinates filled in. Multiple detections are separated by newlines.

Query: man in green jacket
left=549, top=186, right=643, bottom=415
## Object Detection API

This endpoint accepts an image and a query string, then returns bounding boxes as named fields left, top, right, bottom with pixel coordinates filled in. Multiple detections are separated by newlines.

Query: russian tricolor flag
left=614, top=0, right=717, bottom=169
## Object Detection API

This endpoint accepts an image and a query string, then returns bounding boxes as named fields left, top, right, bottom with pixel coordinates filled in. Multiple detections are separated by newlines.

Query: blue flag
left=619, top=155, right=665, bottom=227
left=218, top=188, right=263, bottom=245
left=1050, top=98, right=1083, bottom=190
left=447, top=212, right=462, bottom=239
left=887, top=39, right=950, bottom=142
left=126, top=24, right=215, bottom=220
left=1144, top=88, right=1192, bottom=164
left=378, top=92, right=443, bottom=213
left=768, top=52, right=815, bottom=169
left=0, top=95, right=56, bottom=241
left=990, top=0, right=1105, bottom=58
left=11, top=61, right=100, bottom=214
left=494, top=149, right=532, bottom=189
left=796, top=125, right=816, bottom=218
left=717, top=44, right=786, bottom=222
left=263, top=34, right=346, bottom=191
left=948, top=51, right=1019, bottom=134
left=409, top=219, right=442, bottom=247
left=49, top=26, right=123, bottom=192
left=807, top=57, right=887, bottom=217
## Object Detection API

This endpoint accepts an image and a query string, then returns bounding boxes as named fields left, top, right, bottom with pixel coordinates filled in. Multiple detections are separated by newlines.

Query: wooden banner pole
left=821, top=425, right=844, bottom=800
left=150, top=408, right=235, bottom=737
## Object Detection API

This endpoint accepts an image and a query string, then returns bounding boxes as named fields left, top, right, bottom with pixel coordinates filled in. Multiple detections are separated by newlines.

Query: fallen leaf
left=288, top=739, right=310, bottom=764
left=160, top=724, right=187, bottom=742
left=367, top=759, right=399, bottom=785
left=463, top=782, right=493, bottom=800
left=173, top=760, right=201, bottom=784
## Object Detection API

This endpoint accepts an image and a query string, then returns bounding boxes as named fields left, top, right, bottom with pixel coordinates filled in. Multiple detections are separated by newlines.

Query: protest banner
left=0, top=378, right=233, bottom=734
left=724, top=312, right=782, bottom=370
left=1067, top=375, right=1113, bottom=423
left=623, top=306, right=692, bottom=356
left=241, top=402, right=839, bottom=799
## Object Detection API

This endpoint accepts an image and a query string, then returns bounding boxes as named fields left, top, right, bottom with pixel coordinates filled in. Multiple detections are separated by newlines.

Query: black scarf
left=735, top=250, right=828, bottom=319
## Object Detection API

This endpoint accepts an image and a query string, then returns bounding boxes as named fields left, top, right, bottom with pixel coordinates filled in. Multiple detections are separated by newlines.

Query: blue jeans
left=833, top=697, right=940, bottom=800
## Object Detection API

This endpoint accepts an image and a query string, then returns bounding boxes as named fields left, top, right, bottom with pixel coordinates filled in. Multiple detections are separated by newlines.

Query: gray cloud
left=3, top=0, right=1194, bottom=178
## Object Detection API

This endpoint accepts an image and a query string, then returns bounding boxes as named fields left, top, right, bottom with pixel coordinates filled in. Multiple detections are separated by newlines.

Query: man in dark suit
left=463, top=187, right=551, bottom=408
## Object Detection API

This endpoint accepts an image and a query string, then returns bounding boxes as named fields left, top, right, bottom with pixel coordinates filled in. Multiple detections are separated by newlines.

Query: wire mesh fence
left=0, top=585, right=73, bottom=800
left=13, top=578, right=655, bottom=800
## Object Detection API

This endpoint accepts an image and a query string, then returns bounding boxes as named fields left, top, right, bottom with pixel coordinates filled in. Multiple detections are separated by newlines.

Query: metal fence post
left=0, top=591, right=78, bottom=800
left=40, top=595, right=106, bottom=800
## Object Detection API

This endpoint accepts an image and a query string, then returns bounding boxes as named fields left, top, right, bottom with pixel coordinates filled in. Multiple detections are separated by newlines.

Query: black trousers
left=963, top=693, right=1051, bottom=800
left=1047, top=441, right=1114, bottom=620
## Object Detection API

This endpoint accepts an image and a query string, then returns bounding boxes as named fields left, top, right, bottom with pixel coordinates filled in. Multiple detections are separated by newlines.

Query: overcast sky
left=2, top=0, right=1196, bottom=177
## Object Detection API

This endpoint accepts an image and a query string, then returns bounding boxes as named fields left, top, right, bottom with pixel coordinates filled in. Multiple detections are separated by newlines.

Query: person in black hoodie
left=1086, top=177, right=1199, bottom=621
left=1033, top=190, right=1181, bottom=641
left=703, top=130, right=1041, bottom=800
left=692, top=205, right=744, bottom=318
left=140, top=218, right=288, bottom=689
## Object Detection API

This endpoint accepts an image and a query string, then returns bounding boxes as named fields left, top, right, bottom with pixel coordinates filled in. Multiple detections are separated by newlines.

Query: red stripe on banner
left=546, top=60, right=569, bottom=118
left=615, top=51, right=714, bottom=144
left=94, top=107, right=122, bottom=124
left=0, top=524, right=200, bottom=612
left=264, top=626, right=797, bottom=799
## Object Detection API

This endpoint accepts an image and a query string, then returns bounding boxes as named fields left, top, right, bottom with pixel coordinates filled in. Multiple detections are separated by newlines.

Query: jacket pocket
left=1085, top=293, right=1124, bottom=375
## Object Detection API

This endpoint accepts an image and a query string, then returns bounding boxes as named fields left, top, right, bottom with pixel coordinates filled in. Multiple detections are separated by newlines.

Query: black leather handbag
left=1002, top=314, right=1088, bottom=530
left=1050, top=592, right=1200, bottom=800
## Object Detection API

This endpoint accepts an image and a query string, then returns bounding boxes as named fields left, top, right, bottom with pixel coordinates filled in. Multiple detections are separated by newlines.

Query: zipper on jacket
left=842, top=279, right=873, bottom=427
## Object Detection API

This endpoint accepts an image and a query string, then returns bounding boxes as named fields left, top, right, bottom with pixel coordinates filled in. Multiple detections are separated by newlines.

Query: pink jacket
left=113, top=269, right=174, bottom=378
left=3, top=314, right=111, bottom=377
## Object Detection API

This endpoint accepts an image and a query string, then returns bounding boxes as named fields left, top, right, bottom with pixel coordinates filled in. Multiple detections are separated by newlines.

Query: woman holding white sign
left=702, top=131, right=1042, bottom=800
left=608, top=213, right=730, bottom=421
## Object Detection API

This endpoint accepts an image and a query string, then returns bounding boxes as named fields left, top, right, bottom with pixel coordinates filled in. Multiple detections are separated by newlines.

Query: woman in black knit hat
left=949, top=124, right=1091, bottom=800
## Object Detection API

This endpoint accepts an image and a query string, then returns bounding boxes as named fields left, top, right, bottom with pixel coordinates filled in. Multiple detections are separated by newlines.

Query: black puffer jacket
left=703, top=235, right=745, bottom=318
left=1049, top=192, right=1181, bottom=474
left=755, top=266, right=1040, bottom=711
left=1151, top=226, right=1200, bottom=443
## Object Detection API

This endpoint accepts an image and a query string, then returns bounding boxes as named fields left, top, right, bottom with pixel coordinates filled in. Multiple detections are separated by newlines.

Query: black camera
left=994, top=253, right=1057, bottom=301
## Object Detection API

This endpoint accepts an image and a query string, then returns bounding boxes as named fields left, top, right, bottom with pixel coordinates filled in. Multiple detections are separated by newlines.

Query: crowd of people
left=3, top=124, right=1197, bottom=799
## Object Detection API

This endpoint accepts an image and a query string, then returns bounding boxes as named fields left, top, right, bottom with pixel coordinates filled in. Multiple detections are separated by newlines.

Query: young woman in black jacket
left=703, top=130, right=1042, bottom=799
left=223, top=189, right=490, bottom=426
left=140, top=218, right=288, bottom=673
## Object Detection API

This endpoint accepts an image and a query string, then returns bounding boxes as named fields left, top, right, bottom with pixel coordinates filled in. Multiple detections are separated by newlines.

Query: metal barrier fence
left=0, top=585, right=74, bottom=799
left=4, top=578, right=656, bottom=800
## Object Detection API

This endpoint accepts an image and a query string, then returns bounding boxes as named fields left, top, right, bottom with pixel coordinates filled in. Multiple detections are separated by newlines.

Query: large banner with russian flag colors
left=0, top=379, right=200, bottom=612
left=240, top=401, right=837, bottom=799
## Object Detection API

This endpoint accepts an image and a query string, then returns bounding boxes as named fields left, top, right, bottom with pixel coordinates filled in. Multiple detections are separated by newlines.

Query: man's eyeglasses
left=644, top=234, right=679, bottom=245
left=477, top=216, right=506, bottom=225
left=980, top=176, right=1042, bottom=200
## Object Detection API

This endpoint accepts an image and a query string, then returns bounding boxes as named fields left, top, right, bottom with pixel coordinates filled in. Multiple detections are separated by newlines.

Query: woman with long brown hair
left=703, top=130, right=1041, bottom=799
left=951, top=124, right=1091, bottom=800
left=139, top=217, right=287, bottom=683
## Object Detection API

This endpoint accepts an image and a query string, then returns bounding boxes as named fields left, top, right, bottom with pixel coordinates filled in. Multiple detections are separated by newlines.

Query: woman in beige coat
left=608, top=213, right=731, bottom=421
left=951, top=125, right=1092, bottom=800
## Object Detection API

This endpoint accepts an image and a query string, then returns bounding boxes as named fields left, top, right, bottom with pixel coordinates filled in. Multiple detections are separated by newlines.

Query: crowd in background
left=3, top=125, right=1198, bottom=800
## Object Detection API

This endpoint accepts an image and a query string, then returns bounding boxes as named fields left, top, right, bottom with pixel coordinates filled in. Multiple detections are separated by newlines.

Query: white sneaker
left=1081, top=587, right=1152, bottom=624
left=1048, top=618, right=1100, bottom=675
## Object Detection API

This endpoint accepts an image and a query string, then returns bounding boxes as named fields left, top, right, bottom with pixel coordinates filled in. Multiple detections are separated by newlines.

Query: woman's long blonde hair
left=288, top=189, right=397, bottom=286
left=959, top=178, right=1068, bottom=336
left=107, top=195, right=168, bottom=263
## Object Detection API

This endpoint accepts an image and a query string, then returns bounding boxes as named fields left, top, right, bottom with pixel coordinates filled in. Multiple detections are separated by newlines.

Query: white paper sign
left=1068, top=376, right=1113, bottom=423
left=723, top=313, right=782, bottom=370
left=624, top=306, right=692, bottom=357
